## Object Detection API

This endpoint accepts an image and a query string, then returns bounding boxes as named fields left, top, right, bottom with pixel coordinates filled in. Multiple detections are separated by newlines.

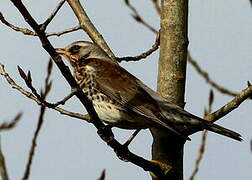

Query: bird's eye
left=69, top=45, right=81, bottom=54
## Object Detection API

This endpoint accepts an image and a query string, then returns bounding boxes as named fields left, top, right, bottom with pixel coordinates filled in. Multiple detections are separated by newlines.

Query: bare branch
left=0, top=64, right=90, bottom=121
left=188, top=53, right=238, bottom=97
left=0, top=138, right=9, bottom=180
left=250, top=140, right=252, bottom=153
left=0, top=112, right=22, bottom=131
left=124, top=0, right=158, bottom=33
left=0, top=12, right=36, bottom=36
left=117, top=32, right=160, bottom=62
left=190, top=90, right=213, bottom=180
left=46, top=26, right=81, bottom=37
left=151, top=0, right=161, bottom=15
left=18, top=64, right=78, bottom=107
left=40, top=0, right=66, bottom=31
left=0, top=12, right=81, bottom=37
left=206, top=83, right=252, bottom=122
left=189, top=130, right=208, bottom=180
left=97, top=170, right=106, bottom=180
left=22, top=60, right=54, bottom=180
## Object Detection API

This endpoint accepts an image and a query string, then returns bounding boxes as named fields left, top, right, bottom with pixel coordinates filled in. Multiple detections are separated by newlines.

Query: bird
left=56, top=41, right=242, bottom=141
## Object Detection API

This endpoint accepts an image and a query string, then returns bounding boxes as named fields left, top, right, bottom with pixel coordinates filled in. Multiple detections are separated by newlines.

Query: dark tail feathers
left=206, top=124, right=242, bottom=141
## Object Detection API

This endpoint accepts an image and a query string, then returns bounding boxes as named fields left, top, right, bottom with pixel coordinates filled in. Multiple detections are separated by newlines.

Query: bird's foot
left=97, top=125, right=114, bottom=143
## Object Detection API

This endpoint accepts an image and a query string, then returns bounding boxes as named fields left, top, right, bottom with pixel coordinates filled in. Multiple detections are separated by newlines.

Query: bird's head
left=56, top=41, right=111, bottom=64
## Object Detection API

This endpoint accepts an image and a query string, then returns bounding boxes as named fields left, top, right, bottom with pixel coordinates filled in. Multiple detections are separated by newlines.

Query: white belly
left=93, top=100, right=123, bottom=124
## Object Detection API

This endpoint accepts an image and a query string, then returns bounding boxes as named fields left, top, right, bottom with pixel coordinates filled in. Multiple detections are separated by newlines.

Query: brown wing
left=88, top=59, right=184, bottom=136
left=90, top=59, right=158, bottom=119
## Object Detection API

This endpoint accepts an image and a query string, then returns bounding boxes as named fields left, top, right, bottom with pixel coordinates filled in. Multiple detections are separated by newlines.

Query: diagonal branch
left=46, top=26, right=81, bottom=37
left=0, top=138, right=9, bottom=180
left=151, top=0, right=161, bottom=15
left=0, top=12, right=36, bottom=36
left=188, top=52, right=238, bottom=97
left=22, top=60, right=53, bottom=180
left=190, top=90, right=214, bottom=180
left=189, top=130, right=208, bottom=180
left=124, top=0, right=158, bottom=33
left=0, top=12, right=81, bottom=37
left=40, top=0, right=66, bottom=31
left=0, top=112, right=22, bottom=131
left=116, top=32, right=160, bottom=62
left=0, top=63, right=90, bottom=121
left=206, top=83, right=252, bottom=122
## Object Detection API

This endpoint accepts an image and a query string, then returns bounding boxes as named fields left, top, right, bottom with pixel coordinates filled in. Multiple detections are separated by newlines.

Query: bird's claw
left=97, top=125, right=114, bottom=143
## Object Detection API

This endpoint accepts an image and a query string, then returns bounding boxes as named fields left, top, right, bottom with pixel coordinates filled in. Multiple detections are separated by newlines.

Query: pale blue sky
left=0, top=0, right=251, bottom=180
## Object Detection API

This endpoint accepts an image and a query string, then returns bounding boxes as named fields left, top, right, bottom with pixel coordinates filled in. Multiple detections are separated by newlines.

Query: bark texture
left=151, top=0, right=189, bottom=179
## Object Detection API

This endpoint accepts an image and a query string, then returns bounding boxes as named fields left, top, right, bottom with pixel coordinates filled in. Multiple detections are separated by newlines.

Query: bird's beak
left=55, top=48, right=78, bottom=62
left=55, top=48, right=66, bottom=55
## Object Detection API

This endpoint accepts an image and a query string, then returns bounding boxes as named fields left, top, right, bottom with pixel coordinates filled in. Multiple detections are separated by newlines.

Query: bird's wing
left=90, top=60, right=159, bottom=120
left=137, top=79, right=207, bottom=125
left=89, top=59, right=183, bottom=135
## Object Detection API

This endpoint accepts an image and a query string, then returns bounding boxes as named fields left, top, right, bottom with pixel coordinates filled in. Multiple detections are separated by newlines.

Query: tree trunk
left=151, top=0, right=189, bottom=179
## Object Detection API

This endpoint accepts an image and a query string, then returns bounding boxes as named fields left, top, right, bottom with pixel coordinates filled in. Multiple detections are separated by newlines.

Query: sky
left=0, top=0, right=252, bottom=180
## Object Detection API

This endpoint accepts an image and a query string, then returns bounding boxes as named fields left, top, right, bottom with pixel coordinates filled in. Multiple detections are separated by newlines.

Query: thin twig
left=190, top=90, right=213, bottom=180
left=0, top=64, right=90, bottom=121
left=97, top=169, right=106, bottom=180
left=206, top=83, right=252, bottom=122
left=124, top=0, right=158, bottom=33
left=40, top=0, right=66, bottom=31
left=22, top=60, right=53, bottom=180
left=0, top=112, right=22, bottom=131
left=151, top=0, right=161, bottom=15
left=46, top=26, right=81, bottom=37
left=187, top=53, right=238, bottom=97
left=0, top=12, right=36, bottom=36
left=1, top=12, right=80, bottom=37
left=250, top=140, right=252, bottom=153
left=0, top=137, right=9, bottom=180
left=189, top=130, right=208, bottom=180
left=22, top=103, right=46, bottom=180
left=17, top=64, right=79, bottom=107
left=117, top=32, right=160, bottom=62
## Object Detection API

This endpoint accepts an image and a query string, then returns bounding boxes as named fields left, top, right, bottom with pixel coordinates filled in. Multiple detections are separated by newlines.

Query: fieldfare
left=56, top=41, right=241, bottom=141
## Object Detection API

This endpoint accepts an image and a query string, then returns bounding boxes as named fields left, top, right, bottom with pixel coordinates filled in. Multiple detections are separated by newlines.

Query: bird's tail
left=206, top=124, right=242, bottom=141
